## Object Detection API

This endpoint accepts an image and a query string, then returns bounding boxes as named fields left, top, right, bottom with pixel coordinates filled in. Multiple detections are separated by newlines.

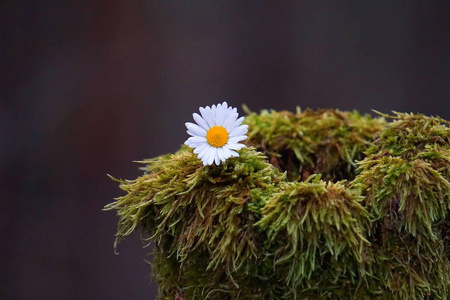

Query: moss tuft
left=353, top=112, right=450, bottom=299
left=256, top=176, right=373, bottom=298
left=243, top=106, right=386, bottom=181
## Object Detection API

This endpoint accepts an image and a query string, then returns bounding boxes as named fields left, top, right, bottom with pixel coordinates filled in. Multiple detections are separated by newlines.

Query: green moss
left=243, top=106, right=386, bottom=181
left=353, top=112, right=450, bottom=299
left=106, top=109, right=450, bottom=299
left=256, top=176, right=373, bottom=298
left=106, top=148, right=287, bottom=298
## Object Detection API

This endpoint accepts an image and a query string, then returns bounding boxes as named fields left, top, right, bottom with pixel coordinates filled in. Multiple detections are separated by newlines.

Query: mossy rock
left=105, top=109, right=450, bottom=300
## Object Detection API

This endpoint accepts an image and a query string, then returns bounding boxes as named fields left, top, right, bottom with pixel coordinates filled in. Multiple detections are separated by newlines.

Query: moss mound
left=105, top=109, right=450, bottom=299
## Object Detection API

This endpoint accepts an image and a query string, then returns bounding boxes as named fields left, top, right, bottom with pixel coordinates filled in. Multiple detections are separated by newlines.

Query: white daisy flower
left=184, top=102, right=248, bottom=166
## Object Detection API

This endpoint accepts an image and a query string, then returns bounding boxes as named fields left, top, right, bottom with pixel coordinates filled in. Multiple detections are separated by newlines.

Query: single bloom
left=184, top=102, right=248, bottom=166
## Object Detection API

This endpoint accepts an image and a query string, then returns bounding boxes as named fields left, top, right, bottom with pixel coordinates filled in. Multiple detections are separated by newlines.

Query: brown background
left=1, top=1, right=449, bottom=299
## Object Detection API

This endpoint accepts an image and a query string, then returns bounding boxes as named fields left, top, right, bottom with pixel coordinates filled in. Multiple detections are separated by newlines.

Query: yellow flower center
left=206, top=126, right=228, bottom=147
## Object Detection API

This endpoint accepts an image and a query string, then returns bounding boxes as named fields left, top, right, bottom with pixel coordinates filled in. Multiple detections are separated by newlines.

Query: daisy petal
left=214, top=150, right=220, bottom=165
left=222, top=146, right=231, bottom=159
left=229, top=124, right=248, bottom=137
left=198, top=149, right=207, bottom=160
left=223, top=112, right=239, bottom=131
left=227, top=143, right=246, bottom=150
left=188, top=136, right=207, bottom=143
left=194, top=143, right=208, bottom=154
left=217, top=147, right=225, bottom=162
left=198, top=149, right=207, bottom=159
left=193, top=113, right=209, bottom=131
left=229, top=149, right=239, bottom=157
left=200, top=106, right=214, bottom=128
left=185, top=136, right=207, bottom=147
left=201, top=149, right=210, bottom=164
left=208, top=148, right=215, bottom=165
left=227, top=116, right=245, bottom=132
left=210, top=105, right=217, bottom=126
left=186, top=122, right=207, bottom=136
left=215, top=103, right=227, bottom=126
left=228, top=135, right=247, bottom=144
left=201, top=146, right=212, bottom=162
left=198, top=145, right=212, bottom=159
left=187, top=142, right=206, bottom=148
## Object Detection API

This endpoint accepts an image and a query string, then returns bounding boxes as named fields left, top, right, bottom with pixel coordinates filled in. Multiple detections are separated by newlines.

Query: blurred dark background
left=1, top=1, right=449, bottom=299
